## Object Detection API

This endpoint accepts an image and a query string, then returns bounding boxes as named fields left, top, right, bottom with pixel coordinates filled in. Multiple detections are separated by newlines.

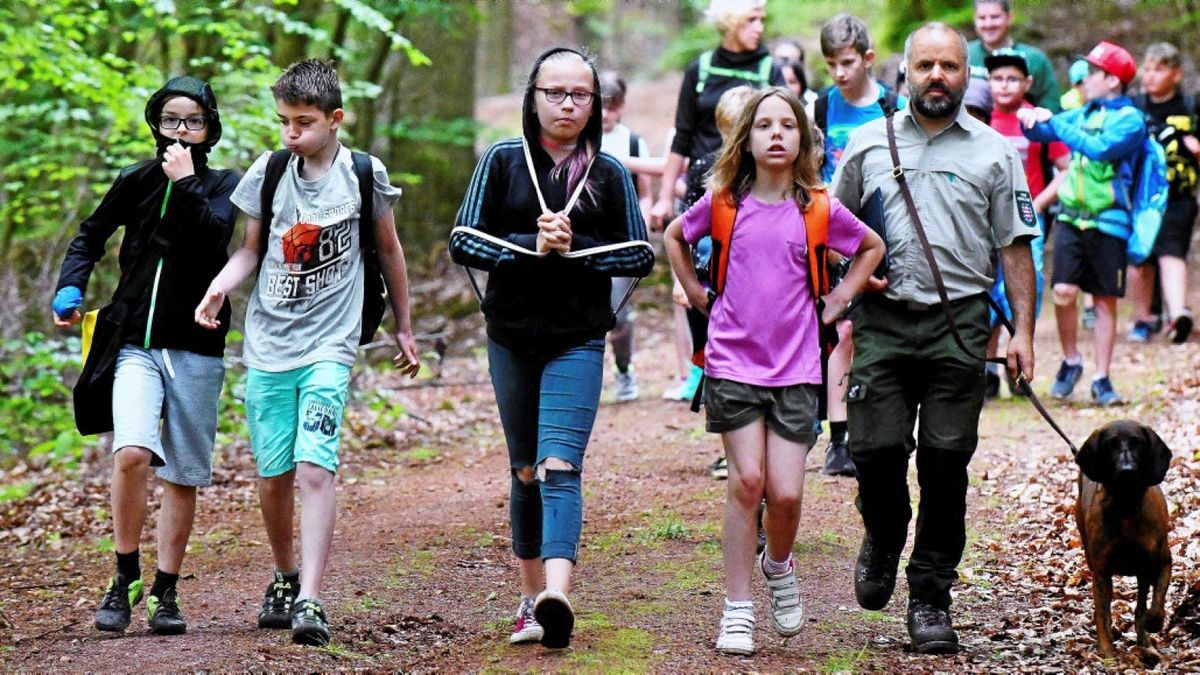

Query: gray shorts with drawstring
left=111, top=345, right=224, bottom=486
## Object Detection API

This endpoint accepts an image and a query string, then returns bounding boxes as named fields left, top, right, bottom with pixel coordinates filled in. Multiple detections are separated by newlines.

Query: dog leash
left=885, top=115, right=1079, bottom=457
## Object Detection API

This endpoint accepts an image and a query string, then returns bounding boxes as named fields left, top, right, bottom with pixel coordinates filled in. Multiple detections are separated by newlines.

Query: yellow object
left=81, top=309, right=98, bottom=365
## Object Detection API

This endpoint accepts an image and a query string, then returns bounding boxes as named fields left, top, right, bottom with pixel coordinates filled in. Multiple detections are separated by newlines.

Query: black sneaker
left=854, top=533, right=900, bottom=610
left=291, top=598, right=330, bottom=646
left=907, top=599, right=959, bottom=654
left=821, top=439, right=856, bottom=477
left=95, top=574, right=143, bottom=632
left=147, top=589, right=187, bottom=635
left=983, top=370, right=1000, bottom=400
left=1171, top=312, right=1193, bottom=344
left=258, top=572, right=299, bottom=629
left=533, top=589, right=574, bottom=649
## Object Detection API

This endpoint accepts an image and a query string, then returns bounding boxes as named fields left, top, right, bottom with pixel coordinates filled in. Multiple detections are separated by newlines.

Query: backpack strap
left=709, top=190, right=738, bottom=296
left=258, top=149, right=292, bottom=264
left=805, top=189, right=831, bottom=301
left=351, top=151, right=387, bottom=345
left=695, top=50, right=714, bottom=94
left=879, top=87, right=899, bottom=116
left=351, top=151, right=376, bottom=252
left=695, top=51, right=773, bottom=94
left=814, top=91, right=829, bottom=134
left=756, top=53, right=773, bottom=85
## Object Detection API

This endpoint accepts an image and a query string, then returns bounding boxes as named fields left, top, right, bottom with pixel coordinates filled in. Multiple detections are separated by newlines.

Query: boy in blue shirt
left=1019, top=41, right=1146, bottom=406
left=196, top=60, right=421, bottom=645
left=812, top=13, right=906, bottom=477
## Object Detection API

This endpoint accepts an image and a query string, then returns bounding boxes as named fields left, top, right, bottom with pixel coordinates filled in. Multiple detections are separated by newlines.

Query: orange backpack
left=693, top=187, right=832, bottom=369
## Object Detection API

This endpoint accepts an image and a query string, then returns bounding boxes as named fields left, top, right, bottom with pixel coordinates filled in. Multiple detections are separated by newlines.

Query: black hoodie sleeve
left=56, top=171, right=130, bottom=294
left=450, top=141, right=539, bottom=270
left=162, top=171, right=239, bottom=254
left=566, top=155, right=654, bottom=277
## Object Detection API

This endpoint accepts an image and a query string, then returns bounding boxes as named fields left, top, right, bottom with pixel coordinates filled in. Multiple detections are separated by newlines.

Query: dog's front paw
left=1143, top=609, right=1165, bottom=634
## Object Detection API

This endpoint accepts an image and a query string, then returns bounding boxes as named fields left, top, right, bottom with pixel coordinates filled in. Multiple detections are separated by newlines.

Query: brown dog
left=1075, top=420, right=1172, bottom=659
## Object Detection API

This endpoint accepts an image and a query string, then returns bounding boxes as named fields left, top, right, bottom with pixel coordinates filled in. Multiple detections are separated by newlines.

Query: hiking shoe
left=1129, top=320, right=1154, bottom=343
left=662, top=379, right=687, bottom=400
left=1090, top=376, right=1125, bottom=407
left=95, top=574, right=143, bottom=632
left=1081, top=306, right=1096, bottom=330
left=907, top=599, right=959, bottom=654
left=709, top=455, right=728, bottom=480
left=1049, top=360, right=1083, bottom=400
left=147, top=589, right=187, bottom=635
left=1170, top=312, right=1193, bottom=344
left=509, top=596, right=543, bottom=644
left=715, top=602, right=755, bottom=656
left=854, top=533, right=900, bottom=611
left=258, top=571, right=299, bottom=629
left=984, top=370, right=1000, bottom=400
left=760, top=553, right=804, bottom=636
left=821, top=439, right=856, bottom=477
left=614, top=369, right=639, bottom=402
left=533, top=589, right=574, bottom=649
left=291, top=598, right=330, bottom=646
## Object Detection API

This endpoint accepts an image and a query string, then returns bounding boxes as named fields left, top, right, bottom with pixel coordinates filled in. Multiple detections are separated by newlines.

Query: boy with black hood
left=52, top=75, right=239, bottom=636
left=450, top=47, right=653, bottom=650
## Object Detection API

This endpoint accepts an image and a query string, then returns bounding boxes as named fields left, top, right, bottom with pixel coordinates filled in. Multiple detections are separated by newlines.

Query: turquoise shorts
left=246, top=362, right=352, bottom=477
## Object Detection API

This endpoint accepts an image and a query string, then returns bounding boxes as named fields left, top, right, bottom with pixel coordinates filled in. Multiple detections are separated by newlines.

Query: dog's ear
left=1076, top=426, right=1112, bottom=484
left=1140, top=425, right=1172, bottom=486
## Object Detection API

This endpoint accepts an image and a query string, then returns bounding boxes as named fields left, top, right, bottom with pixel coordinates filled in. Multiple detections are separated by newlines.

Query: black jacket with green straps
left=56, top=76, right=239, bottom=357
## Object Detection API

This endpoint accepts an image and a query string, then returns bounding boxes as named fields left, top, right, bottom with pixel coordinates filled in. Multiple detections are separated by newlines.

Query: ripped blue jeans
left=488, top=337, right=604, bottom=563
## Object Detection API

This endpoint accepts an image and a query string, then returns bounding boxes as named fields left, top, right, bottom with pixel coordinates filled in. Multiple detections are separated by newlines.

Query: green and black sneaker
left=147, top=589, right=187, bottom=635
left=258, top=571, right=299, bottom=629
left=95, top=574, right=144, bottom=632
left=291, top=598, right=330, bottom=646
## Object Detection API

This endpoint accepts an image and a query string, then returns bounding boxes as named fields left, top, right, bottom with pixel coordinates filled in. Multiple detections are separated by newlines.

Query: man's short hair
left=820, top=14, right=873, bottom=58
left=272, top=59, right=343, bottom=114
left=1144, top=42, right=1183, bottom=69
left=974, top=0, right=1011, bottom=12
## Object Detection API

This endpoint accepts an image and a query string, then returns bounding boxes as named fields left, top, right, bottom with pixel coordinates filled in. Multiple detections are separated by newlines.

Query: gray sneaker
left=614, top=369, right=639, bottom=402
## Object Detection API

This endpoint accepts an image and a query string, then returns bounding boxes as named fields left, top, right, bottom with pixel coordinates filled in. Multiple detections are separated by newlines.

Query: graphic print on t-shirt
left=268, top=202, right=357, bottom=301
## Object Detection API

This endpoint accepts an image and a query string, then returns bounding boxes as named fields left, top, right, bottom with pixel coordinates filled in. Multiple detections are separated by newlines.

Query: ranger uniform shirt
left=831, top=106, right=1039, bottom=306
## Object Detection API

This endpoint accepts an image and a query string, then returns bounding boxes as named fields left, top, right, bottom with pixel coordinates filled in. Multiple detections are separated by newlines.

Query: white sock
left=762, top=553, right=792, bottom=577
left=1064, top=355, right=1082, bottom=366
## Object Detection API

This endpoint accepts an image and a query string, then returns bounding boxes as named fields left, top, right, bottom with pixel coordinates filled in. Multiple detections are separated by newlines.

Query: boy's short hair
left=599, top=70, right=627, bottom=108
left=1144, top=42, right=1183, bottom=69
left=820, top=14, right=872, bottom=58
left=974, top=0, right=1011, bottom=11
left=272, top=59, right=343, bottom=114
left=715, top=86, right=755, bottom=137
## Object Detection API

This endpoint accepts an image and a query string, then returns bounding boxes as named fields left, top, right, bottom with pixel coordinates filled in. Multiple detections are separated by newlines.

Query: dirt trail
left=3, top=278, right=1198, bottom=672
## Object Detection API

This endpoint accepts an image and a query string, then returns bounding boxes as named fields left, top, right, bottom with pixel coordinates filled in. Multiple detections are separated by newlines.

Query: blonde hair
left=705, top=0, right=767, bottom=36
left=715, top=86, right=756, bottom=138
left=707, top=87, right=822, bottom=210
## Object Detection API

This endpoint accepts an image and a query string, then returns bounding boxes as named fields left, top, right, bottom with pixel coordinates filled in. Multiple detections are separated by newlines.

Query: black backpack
left=813, top=85, right=900, bottom=174
left=259, top=149, right=387, bottom=345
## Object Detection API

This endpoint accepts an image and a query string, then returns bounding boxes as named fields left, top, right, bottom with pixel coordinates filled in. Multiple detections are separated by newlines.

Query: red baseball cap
left=1084, top=41, right=1137, bottom=85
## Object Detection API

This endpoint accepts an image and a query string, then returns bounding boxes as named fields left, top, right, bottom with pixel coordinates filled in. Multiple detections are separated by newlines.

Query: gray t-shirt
left=230, top=146, right=401, bottom=371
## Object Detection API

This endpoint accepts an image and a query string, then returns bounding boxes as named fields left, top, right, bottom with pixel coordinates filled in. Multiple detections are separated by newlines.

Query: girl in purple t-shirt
left=664, top=87, right=883, bottom=656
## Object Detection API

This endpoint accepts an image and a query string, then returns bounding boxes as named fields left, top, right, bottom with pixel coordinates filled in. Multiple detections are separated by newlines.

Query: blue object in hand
left=52, top=286, right=83, bottom=319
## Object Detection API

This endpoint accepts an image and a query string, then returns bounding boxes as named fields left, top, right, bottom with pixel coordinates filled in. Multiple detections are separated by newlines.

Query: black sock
left=116, top=550, right=140, bottom=582
left=281, top=569, right=300, bottom=593
left=149, top=569, right=179, bottom=599
left=831, top=421, right=848, bottom=444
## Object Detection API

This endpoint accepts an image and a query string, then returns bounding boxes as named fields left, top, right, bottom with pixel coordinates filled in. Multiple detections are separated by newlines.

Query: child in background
left=812, top=13, right=906, bottom=477
left=983, top=49, right=1069, bottom=397
left=665, top=87, right=883, bottom=655
left=54, top=75, right=239, bottom=637
left=195, top=59, right=421, bottom=646
left=1128, top=42, right=1197, bottom=344
left=599, top=70, right=652, bottom=402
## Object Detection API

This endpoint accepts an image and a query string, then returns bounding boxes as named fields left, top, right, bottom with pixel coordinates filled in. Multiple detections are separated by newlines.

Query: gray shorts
left=703, top=377, right=819, bottom=445
left=111, top=346, right=224, bottom=487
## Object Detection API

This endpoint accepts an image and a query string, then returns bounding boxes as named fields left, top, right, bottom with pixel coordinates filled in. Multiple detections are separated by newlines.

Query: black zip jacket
left=670, top=45, right=784, bottom=160
left=56, top=161, right=239, bottom=357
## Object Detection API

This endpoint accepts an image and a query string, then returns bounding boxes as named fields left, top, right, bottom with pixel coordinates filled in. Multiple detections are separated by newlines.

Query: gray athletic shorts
left=703, top=377, right=819, bottom=445
left=111, top=345, right=224, bottom=487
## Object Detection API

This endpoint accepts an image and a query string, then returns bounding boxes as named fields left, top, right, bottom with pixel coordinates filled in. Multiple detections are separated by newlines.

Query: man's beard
left=909, top=81, right=965, bottom=119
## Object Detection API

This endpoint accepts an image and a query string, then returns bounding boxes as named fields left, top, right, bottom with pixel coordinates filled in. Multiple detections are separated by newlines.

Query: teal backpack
left=1127, top=130, right=1169, bottom=265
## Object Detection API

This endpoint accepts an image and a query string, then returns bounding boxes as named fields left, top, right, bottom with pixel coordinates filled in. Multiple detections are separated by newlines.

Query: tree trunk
left=475, top=0, right=512, bottom=97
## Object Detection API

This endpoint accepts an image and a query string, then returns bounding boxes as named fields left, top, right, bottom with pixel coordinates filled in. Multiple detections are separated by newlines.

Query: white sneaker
left=715, top=601, right=755, bottom=655
left=760, top=552, right=804, bottom=636
left=615, top=369, right=639, bottom=402
left=509, top=596, right=543, bottom=644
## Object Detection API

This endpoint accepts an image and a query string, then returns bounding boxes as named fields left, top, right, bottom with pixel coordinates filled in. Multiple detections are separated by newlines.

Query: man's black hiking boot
left=95, top=574, right=143, bottom=632
left=258, top=571, right=298, bottom=629
left=147, top=588, right=187, bottom=635
left=291, top=598, right=330, bottom=646
left=907, top=599, right=959, bottom=654
left=821, top=439, right=856, bottom=477
left=854, top=532, right=900, bottom=610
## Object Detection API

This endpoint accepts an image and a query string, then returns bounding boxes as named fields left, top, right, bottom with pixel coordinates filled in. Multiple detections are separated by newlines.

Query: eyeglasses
left=988, top=75, right=1024, bottom=85
left=159, top=116, right=208, bottom=131
left=536, top=88, right=595, bottom=106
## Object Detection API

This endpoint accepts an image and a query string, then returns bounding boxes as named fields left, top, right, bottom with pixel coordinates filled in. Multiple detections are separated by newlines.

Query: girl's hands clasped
left=536, top=212, right=572, bottom=254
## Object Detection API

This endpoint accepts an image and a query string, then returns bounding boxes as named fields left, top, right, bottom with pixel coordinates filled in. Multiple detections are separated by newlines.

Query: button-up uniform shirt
left=831, top=106, right=1040, bottom=306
